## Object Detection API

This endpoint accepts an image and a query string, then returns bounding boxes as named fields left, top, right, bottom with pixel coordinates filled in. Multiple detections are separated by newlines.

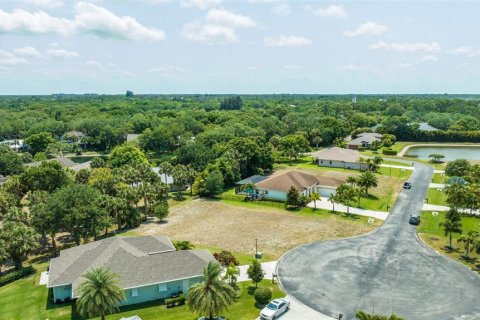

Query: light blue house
left=236, top=170, right=344, bottom=200
left=47, top=236, right=214, bottom=305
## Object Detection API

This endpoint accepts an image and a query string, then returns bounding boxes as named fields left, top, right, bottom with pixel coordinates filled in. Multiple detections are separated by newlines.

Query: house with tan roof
left=347, top=132, right=382, bottom=150
left=235, top=170, right=344, bottom=200
left=47, top=235, right=214, bottom=306
left=312, top=147, right=368, bottom=170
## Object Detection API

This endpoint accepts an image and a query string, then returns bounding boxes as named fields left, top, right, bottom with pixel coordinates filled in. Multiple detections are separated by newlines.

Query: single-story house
left=408, top=122, right=439, bottom=132
left=234, top=174, right=269, bottom=194
left=24, top=157, right=92, bottom=172
left=63, top=131, right=87, bottom=144
left=347, top=132, right=382, bottom=150
left=127, top=134, right=141, bottom=142
left=47, top=235, right=214, bottom=306
left=312, top=147, right=369, bottom=170
left=0, top=139, right=25, bottom=151
left=235, top=170, right=344, bottom=200
left=152, top=167, right=188, bottom=192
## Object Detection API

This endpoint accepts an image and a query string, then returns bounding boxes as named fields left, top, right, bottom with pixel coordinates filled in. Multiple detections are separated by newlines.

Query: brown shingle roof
left=255, top=170, right=343, bottom=193
left=312, top=147, right=362, bottom=163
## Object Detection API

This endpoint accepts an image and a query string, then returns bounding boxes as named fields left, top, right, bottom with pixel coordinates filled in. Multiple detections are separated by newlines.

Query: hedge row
left=166, top=294, right=185, bottom=308
left=0, top=266, right=35, bottom=287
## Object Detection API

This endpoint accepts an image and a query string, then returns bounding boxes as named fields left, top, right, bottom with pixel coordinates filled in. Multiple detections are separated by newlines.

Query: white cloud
left=0, top=8, right=73, bottom=35
left=340, top=64, right=365, bottom=72
left=86, top=60, right=103, bottom=68
left=23, top=0, right=64, bottom=8
left=419, top=55, right=438, bottom=62
left=14, top=46, right=41, bottom=57
left=344, top=22, right=387, bottom=37
left=148, top=64, right=187, bottom=75
left=0, top=3, right=166, bottom=41
left=0, top=51, right=29, bottom=65
left=284, top=64, right=302, bottom=70
left=74, top=2, right=165, bottom=41
left=180, top=0, right=221, bottom=9
left=273, top=3, right=291, bottom=16
left=182, top=22, right=237, bottom=43
left=182, top=8, right=255, bottom=43
left=264, top=35, right=312, bottom=47
left=47, top=49, right=79, bottom=58
left=369, top=41, right=441, bottom=53
left=449, top=46, right=473, bottom=54
left=206, top=8, right=257, bottom=28
left=316, top=5, right=347, bottom=19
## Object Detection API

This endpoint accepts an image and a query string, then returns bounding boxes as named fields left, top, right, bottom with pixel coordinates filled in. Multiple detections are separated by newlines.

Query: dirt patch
left=132, top=199, right=373, bottom=259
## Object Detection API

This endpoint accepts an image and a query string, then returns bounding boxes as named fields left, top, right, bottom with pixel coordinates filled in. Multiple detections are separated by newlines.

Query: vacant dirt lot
left=132, top=199, right=373, bottom=258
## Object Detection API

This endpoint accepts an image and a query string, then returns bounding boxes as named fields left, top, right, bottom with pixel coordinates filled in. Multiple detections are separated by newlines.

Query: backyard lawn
left=432, top=172, right=447, bottom=184
left=418, top=211, right=480, bottom=271
left=0, top=261, right=283, bottom=320
left=426, top=188, right=448, bottom=206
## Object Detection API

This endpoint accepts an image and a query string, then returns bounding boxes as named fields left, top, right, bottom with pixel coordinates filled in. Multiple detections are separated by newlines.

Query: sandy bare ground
left=132, top=199, right=373, bottom=259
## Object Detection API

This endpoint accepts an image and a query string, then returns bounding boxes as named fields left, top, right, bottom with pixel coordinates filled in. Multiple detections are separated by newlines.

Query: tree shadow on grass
left=441, top=246, right=462, bottom=254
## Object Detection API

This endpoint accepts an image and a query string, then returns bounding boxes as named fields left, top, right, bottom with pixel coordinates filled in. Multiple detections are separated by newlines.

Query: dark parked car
left=403, top=182, right=412, bottom=189
left=409, top=214, right=420, bottom=225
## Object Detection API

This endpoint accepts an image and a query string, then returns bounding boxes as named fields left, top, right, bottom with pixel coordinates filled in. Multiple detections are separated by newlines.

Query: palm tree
left=357, top=171, right=379, bottom=197
left=445, top=183, right=467, bottom=210
left=464, top=183, right=480, bottom=215
left=310, top=192, right=321, bottom=209
left=328, top=193, right=337, bottom=213
left=458, top=230, right=479, bottom=258
left=76, top=267, right=126, bottom=320
left=336, top=184, right=357, bottom=215
left=159, top=161, right=174, bottom=188
left=371, top=156, right=383, bottom=172
left=188, top=261, right=235, bottom=320
left=355, top=310, right=405, bottom=320
left=439, top=209, right=463, bottom=249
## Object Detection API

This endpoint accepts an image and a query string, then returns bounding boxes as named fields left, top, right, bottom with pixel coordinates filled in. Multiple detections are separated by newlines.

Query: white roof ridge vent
left=148, top=249, right=176, bottom=255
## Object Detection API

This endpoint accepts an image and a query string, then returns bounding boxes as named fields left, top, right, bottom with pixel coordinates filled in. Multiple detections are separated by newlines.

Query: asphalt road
left=277, top=162, right=480, bottom=320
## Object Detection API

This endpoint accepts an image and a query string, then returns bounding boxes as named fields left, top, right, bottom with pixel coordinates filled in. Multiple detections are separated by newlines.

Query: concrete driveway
left=277, top=162, right=480, bottom=320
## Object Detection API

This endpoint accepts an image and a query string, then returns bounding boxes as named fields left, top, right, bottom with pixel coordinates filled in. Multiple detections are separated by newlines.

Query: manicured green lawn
left=426, top=188, right=448, bottom=206
left=377, top=166, right=412, bottom=180
left=432, top=173, right=446, bottom=184
left=0, top=262, right=284, bottom=320
left=418, top=211, right=480, bottom=270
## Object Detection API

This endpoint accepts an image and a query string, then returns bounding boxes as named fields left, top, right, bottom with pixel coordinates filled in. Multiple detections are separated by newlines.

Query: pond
left=405, top=145, right=480, bottom=161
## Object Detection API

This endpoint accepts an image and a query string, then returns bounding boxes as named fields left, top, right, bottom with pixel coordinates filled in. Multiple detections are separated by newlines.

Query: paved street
left=277, top=162, right=480, bottom=320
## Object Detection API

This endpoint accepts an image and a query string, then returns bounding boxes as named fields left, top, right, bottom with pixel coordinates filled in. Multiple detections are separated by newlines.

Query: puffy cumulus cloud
left=181, top=21, right=237, bottom=43
left=23, top=0, right=64, bottom=8
left=448, top=46, right=480, bottom=57
left=205, top=8, right=257, bottom=28
left=182, top=8, right=256, bottom=43
left=14, top=46, right=41, bottom=57
left=369, top=41, right=441, bottom=53
left=0, top=2, right=165, bottom=41
left=47, top=49, right=80, bottom=58
left=0, top=8, right=73, bottom=35
left=419, top=55, right=438, bottom=62
left=315, top=5, right=347, bottom=19
left=73, top=2, right=165, bottom=41
left=264, top=35, right=312, bottom=47
left=180, top=0, right=221, bottom=10
left=273, top=3, right=291, bottom=16
left=0, top=50, right=29, bottom=66
left=344, top=22, right=387, bottom=37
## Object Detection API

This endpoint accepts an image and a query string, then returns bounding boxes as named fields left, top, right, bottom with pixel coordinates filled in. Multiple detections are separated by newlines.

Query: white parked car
left=260, top=298, right=290, bottom=320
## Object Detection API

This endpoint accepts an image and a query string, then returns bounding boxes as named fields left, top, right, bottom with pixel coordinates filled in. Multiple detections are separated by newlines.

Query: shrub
left=166, top=294, right=185, bottom=308
left=213, top=251, right=239, bottom=266
left=382, top=148, right=397, bottom=156
left=358, top=146, right=366, bottom=152
left=298, top=195, right=309, bottom=207
left=0, top=266, right=35, bottom=287
left=254, top=287, right=272, bottom=305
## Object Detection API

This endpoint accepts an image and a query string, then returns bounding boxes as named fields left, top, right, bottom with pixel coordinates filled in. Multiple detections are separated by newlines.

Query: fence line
left=219, top=194, right=286, bottom=209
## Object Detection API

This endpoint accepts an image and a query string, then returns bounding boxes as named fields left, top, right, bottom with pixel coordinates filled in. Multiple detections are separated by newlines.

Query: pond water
left=405, top=146, right=480, bottom=161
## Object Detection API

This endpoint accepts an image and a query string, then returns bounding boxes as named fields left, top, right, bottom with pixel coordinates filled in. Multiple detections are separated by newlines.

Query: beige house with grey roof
left=47, top=236, right=214, bottom=305
left=312, top=147, right=368, bottom=170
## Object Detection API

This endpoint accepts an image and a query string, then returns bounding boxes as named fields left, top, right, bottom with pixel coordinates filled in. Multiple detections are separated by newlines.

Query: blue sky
left=0, top=0, right=479, bottom=94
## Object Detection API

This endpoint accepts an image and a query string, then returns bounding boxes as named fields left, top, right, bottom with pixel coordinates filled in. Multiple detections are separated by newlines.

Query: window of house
left=329, top=161, right=332, bottom=165
left=320, top=160, right=323, bottom=164
left=131, top=288, right=138, bottom=297
left=265, top=190, right=268, bottom=195
left=159, top=283, right=167, bottom=292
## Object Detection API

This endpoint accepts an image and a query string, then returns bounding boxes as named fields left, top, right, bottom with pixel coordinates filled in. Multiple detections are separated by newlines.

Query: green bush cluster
left=0, top=266, right=35, bottom=287
left=382, top=148, right=398, bottom=156
left=254, top=287, right=272, bottom=305
left=166, top=293, right=185, bottom=308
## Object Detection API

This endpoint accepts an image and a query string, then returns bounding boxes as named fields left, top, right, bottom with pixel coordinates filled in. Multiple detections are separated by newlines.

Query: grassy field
left=418, top=211, right=480, bottom=270
left=0, top=261, right=283, bottom=320
left=426, top=188, right=448, bottom=206
left=432, top=172, right=447, bottom=183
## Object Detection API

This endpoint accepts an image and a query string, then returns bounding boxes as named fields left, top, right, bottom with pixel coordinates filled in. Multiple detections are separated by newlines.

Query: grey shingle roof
left=235, top=175, right=268, bottom=185
left=312, top=147, right=362, bottom=163
left=48, top=236, right=214, bottom=296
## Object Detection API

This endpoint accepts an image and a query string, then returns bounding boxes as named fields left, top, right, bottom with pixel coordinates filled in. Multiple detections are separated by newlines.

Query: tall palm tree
left=336, top=184, right=357, bottom=215
left=357, top=171, right=379, bottom=197
left=188, top=261, right=235, bottom=320
left=310, top=192, right=321, bottom=209
left=439, top=209, right=463, bottom=249
left=76, top=267, right=126, bottom=320
left=328, top=193, right=337, bottom=213
left=458, top=230, right=479, bottom=258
